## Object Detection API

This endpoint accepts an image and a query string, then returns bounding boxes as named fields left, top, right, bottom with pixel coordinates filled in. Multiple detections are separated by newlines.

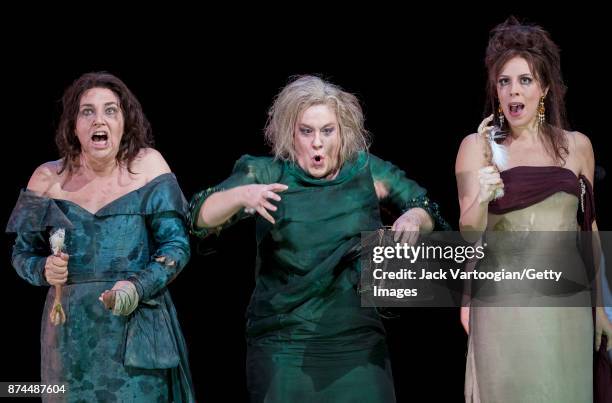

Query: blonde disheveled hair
left=264, top=75, right=370, bottom=165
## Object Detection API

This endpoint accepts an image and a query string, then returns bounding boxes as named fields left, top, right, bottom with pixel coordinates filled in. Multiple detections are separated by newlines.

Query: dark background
left=1, top=11, right=610, bottom=402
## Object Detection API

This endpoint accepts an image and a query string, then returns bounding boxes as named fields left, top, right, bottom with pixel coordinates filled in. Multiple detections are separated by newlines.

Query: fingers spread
left=268, top=183, right=289, bottom=193
left=262, top=201, right=277, bottom=212
left=257, top=206, right=276, bottom=224
left=264, top=190, right=282, bottom=202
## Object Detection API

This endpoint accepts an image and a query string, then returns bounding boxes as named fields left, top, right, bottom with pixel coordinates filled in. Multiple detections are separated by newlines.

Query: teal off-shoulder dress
left=190, top=152, right=448, bottom=403
left=7, top=173, right=195, bottom=403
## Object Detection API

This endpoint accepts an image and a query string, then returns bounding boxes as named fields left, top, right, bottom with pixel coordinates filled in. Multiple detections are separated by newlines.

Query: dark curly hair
left=485, top=16, right=568, bottom=164
left=55, top=72, right=154, bottom=175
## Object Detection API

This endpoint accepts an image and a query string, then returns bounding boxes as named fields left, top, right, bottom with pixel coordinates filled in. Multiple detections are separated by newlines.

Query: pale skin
left=197, top=103, right=432, bottom=240
left=27, top=88, right=170, bottom=291
left=455, top=57, right=612, bottom=350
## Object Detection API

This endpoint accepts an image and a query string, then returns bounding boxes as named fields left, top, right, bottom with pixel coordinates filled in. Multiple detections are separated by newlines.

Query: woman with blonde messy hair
left=190, top=75, right=449, bottom=402
left=264, top=75, right=369, bottom=167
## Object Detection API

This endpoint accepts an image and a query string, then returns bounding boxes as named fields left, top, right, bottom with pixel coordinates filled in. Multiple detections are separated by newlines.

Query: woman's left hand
left=99, top=280, right=139, bottom=316
left=391, top=208, right=429, bottom=244
left=595, top=307, right=612, bottom=351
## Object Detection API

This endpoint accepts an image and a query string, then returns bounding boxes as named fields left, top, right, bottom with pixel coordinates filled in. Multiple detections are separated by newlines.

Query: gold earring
left=538, top=96, right=546, bottom=126
left=498, top=104, right=505, bottom=127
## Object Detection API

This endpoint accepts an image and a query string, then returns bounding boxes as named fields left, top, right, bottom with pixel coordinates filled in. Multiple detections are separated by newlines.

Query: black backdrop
left=2, top=11, right=610, bottom=402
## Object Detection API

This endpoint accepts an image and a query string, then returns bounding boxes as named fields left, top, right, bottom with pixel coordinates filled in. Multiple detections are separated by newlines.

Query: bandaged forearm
left=110, top=280, right=139, bottom=316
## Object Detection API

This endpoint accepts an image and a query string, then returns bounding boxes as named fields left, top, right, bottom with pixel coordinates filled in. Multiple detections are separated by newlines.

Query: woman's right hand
left=241, top=183, right=288, bottom=224
left=44, top=253, right=69, bottom=286
left=477, top=166, right=504, bottom=204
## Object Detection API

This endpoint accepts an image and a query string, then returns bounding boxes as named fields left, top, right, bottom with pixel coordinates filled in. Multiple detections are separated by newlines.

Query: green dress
left=7, top=173, right=195, bottom=403
left=190, top=152, right=447, bottom=402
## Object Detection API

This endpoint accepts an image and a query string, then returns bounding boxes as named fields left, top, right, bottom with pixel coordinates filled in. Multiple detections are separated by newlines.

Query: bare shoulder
left=565, top=130, right=593, bottom=160
left=26, top=160, right=62, bottom=196
left=132, top=148, right=171, bottom=181
left=565, top=131, right=594, bottom=178
left=456, top=133, right=485, bottom=170
left=571, top=131, right=593, bottom=154
left=459, top=132, right=486, bottom=151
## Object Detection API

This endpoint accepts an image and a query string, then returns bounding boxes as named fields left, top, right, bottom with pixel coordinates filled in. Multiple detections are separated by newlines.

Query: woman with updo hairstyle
left=455, top=17, right=612, bottom=402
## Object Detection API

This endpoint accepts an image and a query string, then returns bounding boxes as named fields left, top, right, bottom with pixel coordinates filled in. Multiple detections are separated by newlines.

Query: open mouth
left=508, top=102, right=525, bottom=115
left=312, top=155, right=325, bottom=168
left=91, top=131, right=108, bottom=142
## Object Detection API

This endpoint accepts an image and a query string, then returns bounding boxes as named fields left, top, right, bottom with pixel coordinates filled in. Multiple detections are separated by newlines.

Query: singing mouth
left=508, top=102, right=524, bottom=114
left=91, top=131, right=109, bottom=142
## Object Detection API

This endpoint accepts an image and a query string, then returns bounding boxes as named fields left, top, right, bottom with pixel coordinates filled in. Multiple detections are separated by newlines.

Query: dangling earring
left=497, top=104, right=505, bottom=127
left=538, top=96, right=546, bottom=126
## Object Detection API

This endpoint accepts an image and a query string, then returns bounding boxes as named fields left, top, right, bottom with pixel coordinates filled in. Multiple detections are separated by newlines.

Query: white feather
left=50, top=228, right=65, bottom=256
left=486, top=126, right=508, bottom=199
left=490, top=140, right=508, bottom=171
left=487, top=126, right=508, bottom=171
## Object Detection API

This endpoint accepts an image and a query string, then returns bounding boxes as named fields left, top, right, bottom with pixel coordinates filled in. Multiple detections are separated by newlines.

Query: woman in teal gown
left=7, top=72, right=194, bottom=402
left=190, top=76, right=448, bottom=402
